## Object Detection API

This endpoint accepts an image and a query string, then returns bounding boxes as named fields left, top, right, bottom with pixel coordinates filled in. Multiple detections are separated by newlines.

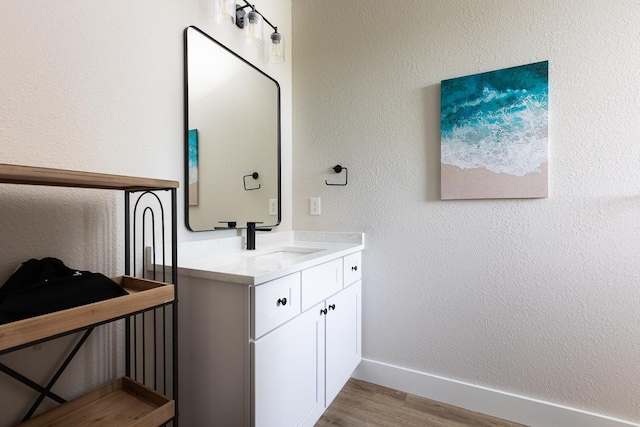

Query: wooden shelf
left=1, top=163, right=179, bottom=423
left=0, top=163, right=178, bottom=191
left=17, top=377, right=175, bottom=427
left=0, top=276, right=175, bottom=353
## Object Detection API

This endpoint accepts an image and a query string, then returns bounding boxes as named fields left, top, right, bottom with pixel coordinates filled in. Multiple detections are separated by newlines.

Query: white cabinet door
left=252, top=302, right=326, bottom=427
left=325, top=280, right=361, bottom=405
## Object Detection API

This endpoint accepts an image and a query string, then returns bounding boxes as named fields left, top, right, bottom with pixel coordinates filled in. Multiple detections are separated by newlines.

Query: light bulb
left=243, top=11, right=263, bottom=47
left=269, top=32, right=285, bottom=63
left=214, top=0, right=235, bottom=25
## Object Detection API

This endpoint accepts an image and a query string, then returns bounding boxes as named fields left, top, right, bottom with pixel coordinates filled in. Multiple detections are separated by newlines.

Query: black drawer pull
left=277, top=297, right=287, bottom=306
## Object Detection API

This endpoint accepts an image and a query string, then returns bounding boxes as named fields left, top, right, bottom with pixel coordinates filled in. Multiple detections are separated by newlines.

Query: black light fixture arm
left=258, top=14, right=278, bottom=33
left=236, top=0, right=279, bottom=33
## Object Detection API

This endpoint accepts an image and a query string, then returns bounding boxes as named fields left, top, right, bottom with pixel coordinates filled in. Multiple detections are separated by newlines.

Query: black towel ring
left=325, top=165, right=348, bottom=186
left=243, top=172, right=261, bottom=191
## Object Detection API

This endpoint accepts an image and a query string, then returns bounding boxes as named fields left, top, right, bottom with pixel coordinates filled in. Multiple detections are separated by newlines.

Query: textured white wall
left=0, top=1, right=291, bottom=425
left=293, top=0, right=640, bottom=423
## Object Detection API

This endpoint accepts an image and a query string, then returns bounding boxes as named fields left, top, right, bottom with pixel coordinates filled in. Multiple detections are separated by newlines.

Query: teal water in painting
left=441, top=61, right=548, bottom=176
left=188, top=129, right=198, bottom=185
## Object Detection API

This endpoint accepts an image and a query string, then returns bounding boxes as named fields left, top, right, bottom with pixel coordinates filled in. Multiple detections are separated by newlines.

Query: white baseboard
left=353, top=359, right=639, bottom=427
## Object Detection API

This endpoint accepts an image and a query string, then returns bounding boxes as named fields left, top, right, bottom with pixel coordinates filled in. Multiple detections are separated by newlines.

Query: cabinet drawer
left=343, top=252, right=361, bottom=286
left=252, top=273, right=301, bottom=339
left=301, top=259, right=343, bottom=311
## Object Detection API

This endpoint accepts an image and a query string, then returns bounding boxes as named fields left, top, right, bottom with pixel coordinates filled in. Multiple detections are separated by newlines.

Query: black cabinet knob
left=320, top=308, right=328, bottom=315
left=328, top=304, right=336, bottom=311
left=351, top=265, right=358, bottom=271
left=277, top=298, right=287, bottom=306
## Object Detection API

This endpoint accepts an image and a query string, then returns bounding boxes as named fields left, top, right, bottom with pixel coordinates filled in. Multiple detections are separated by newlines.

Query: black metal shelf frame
left=0, top=186, right=179, bottom=426
left=125, top=188, right=179, bottom=427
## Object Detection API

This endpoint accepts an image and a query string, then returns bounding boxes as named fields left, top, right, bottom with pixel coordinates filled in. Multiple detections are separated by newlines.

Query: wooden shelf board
left=0, top=163, right=178, bottom=190
left=0, top=276, right=175, bottom=352
left=17, top=377, right=175, bottom=427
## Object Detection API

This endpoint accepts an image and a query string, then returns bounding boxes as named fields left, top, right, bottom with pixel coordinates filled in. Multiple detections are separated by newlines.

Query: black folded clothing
left=0, top=257, right=128, bottom=324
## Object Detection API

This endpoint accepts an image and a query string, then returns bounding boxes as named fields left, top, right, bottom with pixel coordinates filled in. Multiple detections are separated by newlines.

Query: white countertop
left=176, top=231, right=364, bottom=285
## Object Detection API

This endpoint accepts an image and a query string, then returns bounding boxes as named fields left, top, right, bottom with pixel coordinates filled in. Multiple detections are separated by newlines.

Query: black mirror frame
left=183, top=26, right=281, bottom=232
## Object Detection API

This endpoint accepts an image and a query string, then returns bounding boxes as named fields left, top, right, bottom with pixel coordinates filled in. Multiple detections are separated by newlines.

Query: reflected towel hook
left=325, top=165, right=348, bottom=186
left=243, top=172, right=261, bottom=191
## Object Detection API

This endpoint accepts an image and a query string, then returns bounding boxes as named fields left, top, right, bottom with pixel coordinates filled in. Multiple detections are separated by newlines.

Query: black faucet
left=246, top=222, right=272, bottom=250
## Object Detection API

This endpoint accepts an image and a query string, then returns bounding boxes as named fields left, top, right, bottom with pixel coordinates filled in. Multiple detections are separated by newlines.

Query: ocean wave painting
left=440, top=61, right=548, bottom=200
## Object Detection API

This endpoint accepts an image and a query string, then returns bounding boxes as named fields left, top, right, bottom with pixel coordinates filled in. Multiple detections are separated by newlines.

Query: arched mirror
left=184, top=26, right=281, bottom=231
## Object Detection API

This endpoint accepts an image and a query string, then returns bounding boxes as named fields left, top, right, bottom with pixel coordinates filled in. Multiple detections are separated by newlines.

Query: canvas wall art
left=440, top=61, right=549, bottom=200
left=188, top=129, right=199, bottom=206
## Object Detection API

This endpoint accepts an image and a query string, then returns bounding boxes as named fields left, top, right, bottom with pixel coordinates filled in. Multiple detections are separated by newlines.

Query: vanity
left=176, top=231, right=363, bottom=427
left=180, top=26, right=361, bottom=426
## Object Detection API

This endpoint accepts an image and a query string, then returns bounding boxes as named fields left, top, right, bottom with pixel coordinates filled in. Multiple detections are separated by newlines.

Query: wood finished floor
left=315, top=379, right=527, bottom=427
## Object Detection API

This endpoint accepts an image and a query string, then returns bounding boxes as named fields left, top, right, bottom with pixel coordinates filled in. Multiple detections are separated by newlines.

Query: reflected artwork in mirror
left=184, top=26, right=281, bottom=231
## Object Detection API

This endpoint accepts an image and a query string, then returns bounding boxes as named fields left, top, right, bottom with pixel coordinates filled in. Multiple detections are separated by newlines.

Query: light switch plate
left=310, top=197, right=321, bottom=216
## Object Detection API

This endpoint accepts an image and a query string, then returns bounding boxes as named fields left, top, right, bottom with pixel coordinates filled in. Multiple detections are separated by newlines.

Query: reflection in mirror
left=185, top=26, right=280, bottom=231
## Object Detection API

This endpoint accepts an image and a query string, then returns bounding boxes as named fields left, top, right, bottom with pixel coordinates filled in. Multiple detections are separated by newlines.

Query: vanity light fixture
left=215, top=0, right=285, bottom=63
left=213, top=0, right=236, bottom=25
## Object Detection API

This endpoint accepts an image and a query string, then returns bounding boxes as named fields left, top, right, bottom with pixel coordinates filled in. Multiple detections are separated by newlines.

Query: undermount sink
left=249, top=247, right=322, bottom=261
